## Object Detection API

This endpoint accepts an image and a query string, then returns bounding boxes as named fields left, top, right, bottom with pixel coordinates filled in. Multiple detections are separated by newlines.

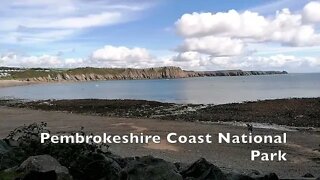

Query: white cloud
left=2, top=30, right=76, bottom=44
left=0, top=46, right=158, bottom=69
left=235, top=55, right=320, bottom=72
left=89, top=45, right=168, bottom=68
left=178, top=36, right=245, bottom=56
left=175, top=1, right=320, bottom=50
left=25, top=12, right=123, bottom=29
left=176, top=10, right=269, bottom=39
left=302, top=1, right=320, bottom=23
left=91, top=46, right=152, bottom=62
left=0, top=0, right=153, bottom=44
left=171, top=51, right=204, bottom=62
left=0, top=53, right=85, bottom=68
left=171, top=1, right=320, bottom=72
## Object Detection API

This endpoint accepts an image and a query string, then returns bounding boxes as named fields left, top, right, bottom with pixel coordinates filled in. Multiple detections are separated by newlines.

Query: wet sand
left=0, top=107, right=319, bottom=178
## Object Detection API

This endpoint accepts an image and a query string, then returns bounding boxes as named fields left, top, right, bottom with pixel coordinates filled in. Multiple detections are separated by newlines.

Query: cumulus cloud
left=178, top=36, right=245, bottom=56
left=175, top=1, right=320, bottom=58
left=90, top=46, right=157, bottom=68
left=170, top=1, right=320, bottom=71
left=176, top=10, right=268, bottom=39
left=91, top=46, right=152, bottom=62
left=302, top=1, right=320, bottom=23
left=171, top=51, right=204, bottom=62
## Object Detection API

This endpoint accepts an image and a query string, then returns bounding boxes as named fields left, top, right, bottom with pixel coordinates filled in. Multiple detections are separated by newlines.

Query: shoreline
left=1, top=97, right=319, bottom=128
left=0, top=79, right=40, bottom=88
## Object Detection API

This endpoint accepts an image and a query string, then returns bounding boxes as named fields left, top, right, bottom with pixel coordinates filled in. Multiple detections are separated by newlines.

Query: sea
left=0, top=73, right=319, bottom=104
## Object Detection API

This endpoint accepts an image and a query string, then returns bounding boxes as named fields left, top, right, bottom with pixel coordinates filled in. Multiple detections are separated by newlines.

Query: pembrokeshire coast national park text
left=41, top=132, right=288, bottom=161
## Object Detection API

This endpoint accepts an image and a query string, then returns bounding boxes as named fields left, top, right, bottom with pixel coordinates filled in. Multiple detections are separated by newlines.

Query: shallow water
left=0, top=73, right=319, bottom=104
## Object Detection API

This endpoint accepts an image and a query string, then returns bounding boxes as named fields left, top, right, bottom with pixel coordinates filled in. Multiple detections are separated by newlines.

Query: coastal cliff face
left=1, top=66, right=287, bottom=82
left=25, top=67, right=190, bottom=82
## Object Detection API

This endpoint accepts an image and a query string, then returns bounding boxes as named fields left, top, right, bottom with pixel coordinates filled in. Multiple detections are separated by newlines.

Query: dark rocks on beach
left=0, top=123, right=286, bottom=180
left=0, top=152, right=284, bottom=180
left=70, top=152, right=121, bottom=180
left=17, top=155, right=72, bottom=180
left=302, top=173, right=314, bottom=178
left=180, top=158, right=227, bottom=180
left=252, top=173, right=279, bottom=180
left=226, top=172, right=255, bottom=180
left=0, top=139, right=22, bottom=171
left=120, top=156, right=182, bottom=180
left=0, top=140, right=11, bottom=155
left=22, top=170, right=57, bottom=180
left=226, top=172, right=279, bottom=180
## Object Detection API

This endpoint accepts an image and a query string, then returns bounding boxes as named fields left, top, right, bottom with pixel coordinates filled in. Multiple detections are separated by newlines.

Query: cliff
left=190, top=70, right=288, bottom=77
left=1, top=66, right=287, bottom=82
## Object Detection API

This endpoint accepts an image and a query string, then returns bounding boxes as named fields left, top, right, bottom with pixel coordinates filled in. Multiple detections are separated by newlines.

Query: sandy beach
left=0, top=106, right=319, bottom=178
left=0, top=80, right=37, bottom=88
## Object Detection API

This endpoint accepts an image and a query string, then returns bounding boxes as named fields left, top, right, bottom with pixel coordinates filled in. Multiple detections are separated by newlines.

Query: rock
left=247, top=170, right=261, bottom=177
left=0, top=139, right=11, bottom=154
left=252, top=173, right=279, bottom=180
left=302, top=173, right=314, bottom=178
left=120, top=156, right=182, bottom=180
left=174, top=162, right=189, bottom=172
left=180, top=158, right=227, bottom=180
left=70, top=152, right=121, bottom=180
left=22, top=170, right=57, bottom=180
left=226, top=172, right=254, bottom=180
left=226, top=170, right=274, bottom=180
left=17, top=155, right=72, bottom=180
left=0, top=139, right=20, bottom=171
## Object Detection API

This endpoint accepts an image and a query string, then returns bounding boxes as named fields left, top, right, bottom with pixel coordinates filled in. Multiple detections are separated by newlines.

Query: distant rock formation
left=17, top=66, right=288, bottom=82
left=191, top=70, right=288, bottom=77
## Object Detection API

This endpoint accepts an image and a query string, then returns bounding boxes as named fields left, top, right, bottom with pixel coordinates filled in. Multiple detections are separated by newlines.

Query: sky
left=0, top=0, right=320, bottom=72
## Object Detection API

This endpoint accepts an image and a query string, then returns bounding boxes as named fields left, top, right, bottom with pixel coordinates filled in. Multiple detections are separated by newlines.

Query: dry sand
left=0, top=107, right=319, bottom=178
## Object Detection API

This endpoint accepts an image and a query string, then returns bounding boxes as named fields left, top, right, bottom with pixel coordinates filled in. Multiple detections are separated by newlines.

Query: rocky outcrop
left=1, top=154, right=281, bottom=180
left=180, top=158, right=227, bottom=180
left=0, top=140, right=11, bottom=155
left=120, top=156, right=182, bottom=180
left=17, top=155, right=72, bottom=180
left=192, top=70, right=288, bottom=77
left=0, top=135, right=286, bottom=180
left=226, top=172, right=279, bottom=180
left=22, top=66, right=288, bottom=82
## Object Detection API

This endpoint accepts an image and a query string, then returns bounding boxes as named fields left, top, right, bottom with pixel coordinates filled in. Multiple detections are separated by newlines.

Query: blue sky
left=0, top=0, right=320, bottom=72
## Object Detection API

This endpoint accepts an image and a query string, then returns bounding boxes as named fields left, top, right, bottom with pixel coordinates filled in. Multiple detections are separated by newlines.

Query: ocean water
left=0, top=73, right=319, bottom=104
